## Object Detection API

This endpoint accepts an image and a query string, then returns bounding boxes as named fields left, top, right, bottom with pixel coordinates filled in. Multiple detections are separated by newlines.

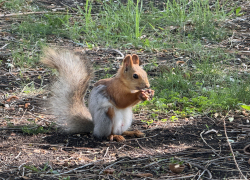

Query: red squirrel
left=41, top=48, right=154, bottom=141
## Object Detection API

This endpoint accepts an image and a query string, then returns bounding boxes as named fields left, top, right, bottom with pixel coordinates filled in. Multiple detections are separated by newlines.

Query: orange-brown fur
left=95, top=78, right=142, bottom=108
left=94, top=54, right=149, bottom=109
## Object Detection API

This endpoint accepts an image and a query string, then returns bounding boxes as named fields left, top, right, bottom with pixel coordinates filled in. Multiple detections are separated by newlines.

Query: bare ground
left=1, top=1, right=250, bottom=179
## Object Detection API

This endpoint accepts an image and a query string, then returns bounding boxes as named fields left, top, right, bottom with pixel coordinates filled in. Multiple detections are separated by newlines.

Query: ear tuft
left=123, top=55, right=133, bottom=69
left=132, top=54, right=140, bottom=65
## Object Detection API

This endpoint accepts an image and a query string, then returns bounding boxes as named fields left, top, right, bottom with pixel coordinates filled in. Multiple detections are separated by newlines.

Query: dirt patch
left=0, top=111, right=250, bottom=179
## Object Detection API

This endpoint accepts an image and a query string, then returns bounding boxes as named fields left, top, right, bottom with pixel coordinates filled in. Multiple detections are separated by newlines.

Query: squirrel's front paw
left=139, top=89, right=155, bottom=101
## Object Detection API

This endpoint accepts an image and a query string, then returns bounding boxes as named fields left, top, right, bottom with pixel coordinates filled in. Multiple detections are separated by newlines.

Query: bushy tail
left=41, top=48, right=94, bottom=133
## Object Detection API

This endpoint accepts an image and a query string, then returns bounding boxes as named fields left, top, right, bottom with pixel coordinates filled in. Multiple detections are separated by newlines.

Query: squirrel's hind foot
left=108, top=135, right=126, bottom=142
left=123, top=130, right=145, bottom=138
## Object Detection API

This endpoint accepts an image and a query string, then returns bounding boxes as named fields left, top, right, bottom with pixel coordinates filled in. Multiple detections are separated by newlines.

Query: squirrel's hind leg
left=92, top=113, right=112, bottom=138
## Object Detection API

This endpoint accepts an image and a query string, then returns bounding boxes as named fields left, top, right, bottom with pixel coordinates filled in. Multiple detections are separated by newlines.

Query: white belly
left=112, top=107, right=133, bottom=135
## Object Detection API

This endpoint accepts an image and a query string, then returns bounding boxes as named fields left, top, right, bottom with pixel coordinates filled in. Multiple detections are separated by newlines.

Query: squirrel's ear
left=122, top=55, right=133, bottom=71
left=132, top=54, right=139, bottom=65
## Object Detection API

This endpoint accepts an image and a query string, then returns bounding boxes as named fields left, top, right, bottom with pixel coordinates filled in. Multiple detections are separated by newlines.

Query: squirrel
left=41, top=48, right=154, bottom=141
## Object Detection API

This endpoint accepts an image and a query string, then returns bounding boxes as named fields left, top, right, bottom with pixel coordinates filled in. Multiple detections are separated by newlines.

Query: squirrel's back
left=41, top=48, right=94, bottom=133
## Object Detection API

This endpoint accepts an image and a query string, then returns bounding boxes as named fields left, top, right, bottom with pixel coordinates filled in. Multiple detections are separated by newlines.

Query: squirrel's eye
left=133, top=74, right=139, bottom=79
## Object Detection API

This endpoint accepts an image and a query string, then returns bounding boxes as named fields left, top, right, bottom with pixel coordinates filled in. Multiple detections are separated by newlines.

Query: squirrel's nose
left=145, top=84, right=150, bottom=89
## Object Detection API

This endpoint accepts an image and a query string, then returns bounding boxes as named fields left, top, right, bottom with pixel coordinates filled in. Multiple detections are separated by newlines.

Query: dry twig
left=0, top=11, right=47, bottom=17
left=54, top=160, right=102, bottom=176
left=0, top=43, right=9, bottom=50
left=99, top=158, right=125, bottom=175
left=104, top=147, right=109, bottom=157
left=96, top=48, right=124, bottom=60
left=200, top=130, right=221, bottom=157
left=223, top=116, right=247, bottom=179
left=136, top=139, right=153, bottom=155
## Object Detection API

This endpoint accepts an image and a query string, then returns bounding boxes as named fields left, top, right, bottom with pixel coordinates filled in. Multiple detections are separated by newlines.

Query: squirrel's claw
left=139, top=91, right=149, bottom=101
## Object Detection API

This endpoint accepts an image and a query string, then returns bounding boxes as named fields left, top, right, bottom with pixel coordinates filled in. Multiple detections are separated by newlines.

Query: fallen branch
left=0, top=128, right=22, bottom=131
left=99, top=158, right=125, bottom=175
left=0, top=11, right=48, bottom=18
left=103, top=147, right=109, bottom=157
left=136, top=139, right=153, bottom=155
left=54, top=160, right=102, bottom=176
left=15, top=151, right=22, bottom=159
left=243, top=144, right=250, bottom=155
left=96, top=48, right=124, bottom=60
left=200, top=130, right=221, bottom=157
left=223, top=116, right=247, bottom=179
left=0, top=43, right=9, bottom=50
left=143, top=158, right=169, bottom=168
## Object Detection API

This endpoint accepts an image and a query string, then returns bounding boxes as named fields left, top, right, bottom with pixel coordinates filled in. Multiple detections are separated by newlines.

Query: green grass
left=2, top=0, right=37, bottom=12
left=5, top=0, right=250, bottom=117
left=11, top=0, right=229, bottom=49
left=10, top=0, right=229, bottom=63
left=136, top=57, right=250, bottom=117
left=21, top=118, right=54, bottom=135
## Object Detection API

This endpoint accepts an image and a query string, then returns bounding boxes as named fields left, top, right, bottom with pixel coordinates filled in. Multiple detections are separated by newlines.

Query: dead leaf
left=228, top=117, right=234, bottom=122
left=45, top=121, right=51, bottom=126
left=51, top=147, right=58, bottom=151
left=134, top=173, right=153, bottom=178
left=41, top=150, right=47, bottom=154
left=63, top=161, right=69, bottom=167
left=20, top=176, right=30, bottom=180
left=242, top=110, right=249, bottom=116
left=103, top=169, right=115, bottom=174
left=214, top=113, right=219, bottom=118
left=24, top=103, right=30, bottom=109
left=176, top=61, right=185, bottom=65
left=6, top=96, right=18, bottom=102
left=34, top=149, right=40, bottom=153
